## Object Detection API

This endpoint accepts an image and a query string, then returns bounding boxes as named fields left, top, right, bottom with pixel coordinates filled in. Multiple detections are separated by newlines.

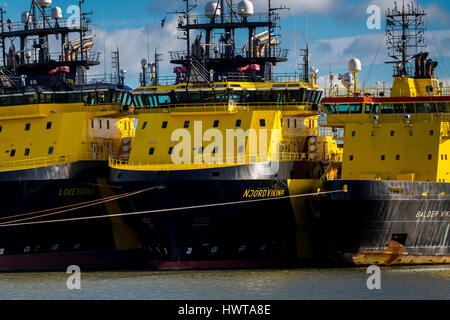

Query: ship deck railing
left=324, top=82, right=450, bottom=98
left=185, top=13, right=277, bottom=26
left=1, top=17, right=90, bottom=34
left=109, top=152, right=342, bottom=171
left=131, top=101, right=317, bottom=114
left=169, top=46, right=289, bottom=62
left=0, top=102, right=121, bottom=118
left=0, top=152, right=109, bottom=172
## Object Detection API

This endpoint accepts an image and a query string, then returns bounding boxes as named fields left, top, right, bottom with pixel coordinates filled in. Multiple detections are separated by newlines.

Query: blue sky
left=2, top=0, right=450, bottom=88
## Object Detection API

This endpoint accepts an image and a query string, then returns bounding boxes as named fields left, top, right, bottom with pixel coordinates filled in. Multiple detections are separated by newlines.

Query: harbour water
left=0, top=266, right=448, bottom=300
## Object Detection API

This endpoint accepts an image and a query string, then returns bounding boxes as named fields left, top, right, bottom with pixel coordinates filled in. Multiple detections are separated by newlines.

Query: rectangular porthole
left=213, top=120, right=219, bottom=128
left=260, top=119, right=266, bottom=127
left=99, top=120, right=102, bottom=129
left=238, top=146, right=244, bottom=153
left=24, top=148, right=30, bottom=156
left=142, top=121, right=148, bottom=129
left=352, top=131, right=356, bottom=137
left=168, top=147, right=173, bottom=155
left=107, top=120, right=110, bottom=130
left=236, top=119, right=241, bottom=127
left=371, top=131, right=375, bottom=136
left=390, top=130, right=395, bottom=136
left=430, top=130, right=434, bottom=136
left=10, top=149, right=15, bottom=157
left=149, top=147, right=155, bottom=155
left=162, top=121, right=168, bottom=128
left=48, top=147, right=54, bottom=155
left=184, top=121, right=190, bottom=128
left=381, top=155, right=385, bottom=160
left=0, top=125, right=2, bottom=132
left=428, top=154, right=432, bottom=160
left=198, top=147, right=203, bottom=154
left=46, top=122, right=52, bottom=129
left=25, top=123, right=31, bottom=131
left=349, top=155, right=354, bottom=161
left=396, top=155, right=400, bottom=160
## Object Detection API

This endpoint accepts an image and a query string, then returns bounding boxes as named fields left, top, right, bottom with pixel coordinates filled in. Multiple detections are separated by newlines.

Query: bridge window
left=337, top=104, right=349, bottom=113
left=350, top=104, right=362, bottom=113
left=446, top=155, right=448, bottom=160
left=393, top=103, right=404, bottom=113
left=416, top=103, right=426, bottom=113
left=426, top=103, right=437, bottom=113
left=405, top=103, right=415, bottom=113
left=381, top=104, right=393, bottom=114
left=438, top=103, right=448, bottom=113
left=372, top=104, right=380, bottom=114
left=364, top=104, right=371, bottom=113
left=324, top=104, right=337, bottom=114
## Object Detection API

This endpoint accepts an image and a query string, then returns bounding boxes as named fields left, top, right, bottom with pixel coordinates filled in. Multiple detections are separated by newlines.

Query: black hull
left=0, top=161, right=147, bottom=271
left=312, top=180, right=450, bottom=265
left=111, top=161, right=325, bottom=270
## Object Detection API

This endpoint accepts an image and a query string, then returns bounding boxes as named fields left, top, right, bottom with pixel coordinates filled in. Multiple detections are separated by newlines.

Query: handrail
left=0, top=152, right=109, bottom=172
left=108, top=152, right=324, bottom=171
left=0, top=103, right=121, bottom=118
left=132, top=101, right=316, bottom=114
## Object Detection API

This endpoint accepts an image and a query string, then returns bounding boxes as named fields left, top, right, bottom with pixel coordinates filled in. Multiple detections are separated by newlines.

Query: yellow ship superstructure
left=314, top=1, right=449, bottom=267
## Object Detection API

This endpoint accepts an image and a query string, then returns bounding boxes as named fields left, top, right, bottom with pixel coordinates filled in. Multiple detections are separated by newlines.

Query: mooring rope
left=0, top=186, right=162, bottom=226
left=0, top=189, right=345, bottom=228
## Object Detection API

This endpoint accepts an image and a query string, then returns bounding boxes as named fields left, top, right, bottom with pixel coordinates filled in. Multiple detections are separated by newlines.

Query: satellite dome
left=36, top=0, right=52, bottom=7
left=342, top=72, right=354, bottom=86
left=348, top=58, right=362, bottom=73
left=51, top=7, right=62, bottom=20
left=237, top=0, right=254, bottom=18
left=141, top=58, right=148, bottom=67
left=205, top=2, right=221, bottom=19
left=21, top=12, right=30, bottom=24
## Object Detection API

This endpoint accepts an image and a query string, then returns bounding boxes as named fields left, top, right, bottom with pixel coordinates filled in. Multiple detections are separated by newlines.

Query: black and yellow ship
left=106, top=0, right=342, bottom=270
left=316, top=2, right=450, bottom=266
left=0, top=0, right=147, bottom=271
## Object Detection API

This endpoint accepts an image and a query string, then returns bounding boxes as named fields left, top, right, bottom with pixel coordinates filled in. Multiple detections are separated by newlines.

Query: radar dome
left=342, top=72, right=354, bottom=86
left=205, top=2, right=221, bottom=19
left=51, top=7, right=62, bottom=20
left=348, top=58, right=362, bottom=73
left=21, top=12, right=30, bottom=24
left=36, top=0, right=52, bottom=7
left=237, top=0, right=254, bottom=18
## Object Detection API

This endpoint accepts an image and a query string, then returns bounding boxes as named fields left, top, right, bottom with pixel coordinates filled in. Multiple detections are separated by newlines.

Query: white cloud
left=90, top=17, right=184, bottom=87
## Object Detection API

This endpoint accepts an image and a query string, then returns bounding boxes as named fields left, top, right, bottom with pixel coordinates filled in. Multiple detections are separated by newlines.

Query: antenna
left=385, top=0, right=426, bottom=77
